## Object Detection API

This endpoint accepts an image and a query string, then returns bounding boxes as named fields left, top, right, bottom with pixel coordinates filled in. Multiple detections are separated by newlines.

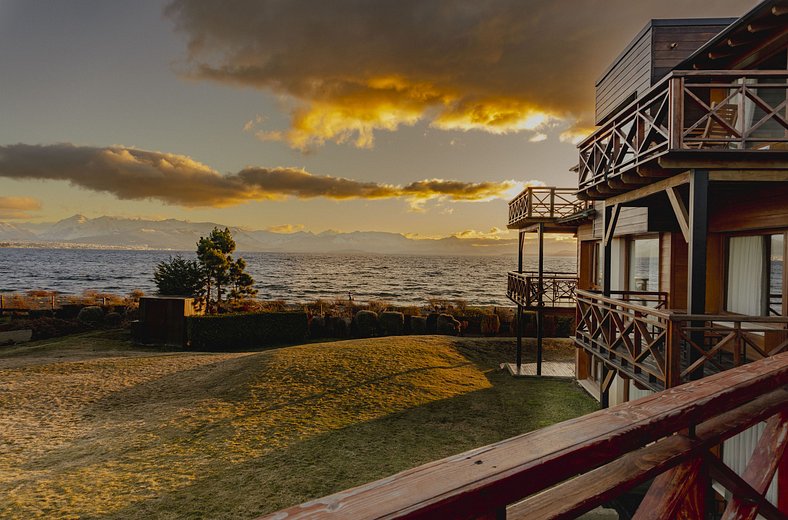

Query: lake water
left=0, top=248, right=576, bottom=306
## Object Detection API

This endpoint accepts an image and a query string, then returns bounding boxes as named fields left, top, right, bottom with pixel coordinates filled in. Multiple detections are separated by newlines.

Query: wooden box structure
left=136, top=296, right=201, bottom=347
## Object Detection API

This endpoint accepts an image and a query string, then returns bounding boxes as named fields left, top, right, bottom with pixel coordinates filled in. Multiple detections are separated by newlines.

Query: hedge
left=186, top=312, right=308, bottom=351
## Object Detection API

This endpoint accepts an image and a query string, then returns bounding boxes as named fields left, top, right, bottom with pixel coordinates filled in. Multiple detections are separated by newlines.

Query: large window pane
left=771, top=234, right=784, bottom=316
left=727, top=236, right=765, bottom=315
left=628, top=238, right=659, bottom=292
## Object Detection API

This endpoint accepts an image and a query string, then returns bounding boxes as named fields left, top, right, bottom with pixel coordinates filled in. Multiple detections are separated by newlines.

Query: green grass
left=0, top=331, right=597, bottom=519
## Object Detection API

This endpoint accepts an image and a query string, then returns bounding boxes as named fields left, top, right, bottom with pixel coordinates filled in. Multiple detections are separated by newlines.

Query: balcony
left=507, top=186, right=590, bottom=229
left=507, top=271, right=577, bottom=309
left=577, top=70, right=788, bottom=199
left=575, top=289, right=788, bottom=392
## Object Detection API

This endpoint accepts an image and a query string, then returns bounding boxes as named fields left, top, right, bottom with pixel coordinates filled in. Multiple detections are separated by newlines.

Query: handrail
left=507, top=271, right=578, bottom=308
left=258, top=354, right=788, bottom=519
left=507, top=186, right=589, bottom=226
left=577, top=70, right=788, bottom=194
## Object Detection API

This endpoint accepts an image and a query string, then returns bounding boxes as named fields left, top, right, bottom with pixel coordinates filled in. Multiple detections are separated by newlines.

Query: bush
left=410, top=316, right=427, bottom=335
left=325, top=316, right=350, bottom=338
left=309, top=315, right=326, bottom=338
left=555, top=315, right=575, bottom=337
left=481, top=314, right=501, bottom=336
left=0, top=317, right=84, bottom=340
left=186, top=312, right=308, bottom=351
left=104, top=312, right=123, bottom=327
left=352, top=310, right=378, bottom=338
left=426, top=313, right=439, bottom=334
left=77, top=306, right=104, bottom=326
left=436, top=314, right=460, bottom=336
left=379, top=311, right=404, bottom=336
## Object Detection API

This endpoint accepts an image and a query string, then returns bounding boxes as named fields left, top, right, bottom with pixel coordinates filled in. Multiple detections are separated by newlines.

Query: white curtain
left=727, top=236, right=764, bottom=315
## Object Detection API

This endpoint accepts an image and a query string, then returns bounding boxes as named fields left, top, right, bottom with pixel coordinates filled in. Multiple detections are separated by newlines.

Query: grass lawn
left=0, top=331, right=597, bottom=519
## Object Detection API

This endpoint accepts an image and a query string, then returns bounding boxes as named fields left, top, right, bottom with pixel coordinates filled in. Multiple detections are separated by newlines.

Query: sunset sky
left=0, top=0, right=753, bottom=238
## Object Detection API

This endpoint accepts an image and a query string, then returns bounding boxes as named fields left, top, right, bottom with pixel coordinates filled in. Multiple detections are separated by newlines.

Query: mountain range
left=0, top=215, right=576, bottom=256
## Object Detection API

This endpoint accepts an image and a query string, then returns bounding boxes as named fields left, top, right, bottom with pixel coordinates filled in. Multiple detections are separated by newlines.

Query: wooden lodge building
left=264, top=3, right=788, bottom=519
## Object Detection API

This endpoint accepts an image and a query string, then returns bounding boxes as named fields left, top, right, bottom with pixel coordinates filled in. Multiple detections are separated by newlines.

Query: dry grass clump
left=0, top=332, right=594, bottom=519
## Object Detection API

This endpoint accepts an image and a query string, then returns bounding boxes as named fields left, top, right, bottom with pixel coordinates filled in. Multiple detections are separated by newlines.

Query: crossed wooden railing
left=507, top=271, right=577, bottom=308
left=577, top=70, right=788, bottom=194
left=260, top=354, right=788, bottom=519
left=575, top=289, right=788, bottom=391
left=508, top=187, right=588, bottom=227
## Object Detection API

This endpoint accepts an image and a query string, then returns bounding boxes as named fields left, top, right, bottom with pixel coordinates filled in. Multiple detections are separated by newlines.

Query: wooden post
left=537, top=222, right=545, bottom=377
left=687, top=170, right=709, bottom=380
left=602, top=203, right=620, bottom=297
left=518, top=231, right=524, bottom=274
left=600, top=363, right=610, bottom=408
left=516, top=305, right=523, bottom=374
left=779, top=444, right=788, bottom=514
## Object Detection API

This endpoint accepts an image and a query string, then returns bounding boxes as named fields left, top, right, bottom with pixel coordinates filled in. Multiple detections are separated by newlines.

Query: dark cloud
left=0, top=143, right=516, bottom=207
left=165, top=0, right=751, bottom=148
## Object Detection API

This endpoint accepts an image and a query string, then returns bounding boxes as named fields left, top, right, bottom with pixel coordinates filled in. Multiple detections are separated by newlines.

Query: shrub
left=426, top=313, right=439, bottom=334
left=186, top=312, right=308, bottom=351
left=555, top=315, right=575, bottom=337
left=325, top=316, right=350, bottom=338
left=379, top=311, right=404, bottom=336
left=481, top=314, right=501, bottom=336
left=77, top=306, right=104, bottom=326
left=410, top=316, right=427, bottom=335
left=104, top=312, right=123, bottom=327
left=436, top=314, right=460, bottom=336
left=352, top=310, right=378, bottom=338
left=0, top=317, right=84, bottom=340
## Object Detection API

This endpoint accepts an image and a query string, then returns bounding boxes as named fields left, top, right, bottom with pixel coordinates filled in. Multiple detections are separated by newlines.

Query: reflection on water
left=0, top=248, right=576, bottom=306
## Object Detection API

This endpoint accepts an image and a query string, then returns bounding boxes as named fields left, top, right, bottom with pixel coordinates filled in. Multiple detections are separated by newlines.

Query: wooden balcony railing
left=259, top=353, right=788, bottom=520
left=507, top=271, right=577, bottom=308
left=507, top=187, right=588, bottom=227
left=575, top=289, right=788, bottom=391
left=577, top=70, right=788, bottom=195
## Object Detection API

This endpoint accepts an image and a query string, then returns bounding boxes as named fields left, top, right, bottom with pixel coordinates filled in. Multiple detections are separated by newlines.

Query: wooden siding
left=595, top=20, right=732, bottom=124
left=709, top=183, right=788, bottom=233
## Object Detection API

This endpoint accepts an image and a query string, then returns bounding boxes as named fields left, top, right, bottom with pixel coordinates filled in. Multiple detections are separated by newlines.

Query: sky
left=0, top=0, right=754, bottom=238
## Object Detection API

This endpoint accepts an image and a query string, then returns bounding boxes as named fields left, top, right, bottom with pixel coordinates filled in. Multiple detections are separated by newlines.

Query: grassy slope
left=0, top=331, right=597, bottom=519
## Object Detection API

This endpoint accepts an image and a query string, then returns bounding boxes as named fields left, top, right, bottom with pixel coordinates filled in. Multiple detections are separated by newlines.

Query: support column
left=516, top=230, right=525, bottom=374
left=600, top=363, right=610, bottom=408
left=537, top=223, right=545, bottom=376
left=602, top=203, right=620, bottom=297
left=687, top=170, right=709, bottom=381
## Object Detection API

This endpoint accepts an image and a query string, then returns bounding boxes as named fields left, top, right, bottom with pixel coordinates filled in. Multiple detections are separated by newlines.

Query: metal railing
left=577, top=70, right=788, bottom=195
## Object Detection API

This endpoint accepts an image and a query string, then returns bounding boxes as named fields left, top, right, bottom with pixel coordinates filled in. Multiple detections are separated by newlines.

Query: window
left=726, top=233, right=784, bottom=316
left=628, top=237, right=659, bottom=292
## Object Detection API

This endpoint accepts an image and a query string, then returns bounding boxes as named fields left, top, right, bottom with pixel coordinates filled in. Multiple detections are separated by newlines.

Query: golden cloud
left=0, top=143, right=515, bottom=208
left=0, top=196, right=41, bottom=219
left=166, top=0, right=748, bottom=150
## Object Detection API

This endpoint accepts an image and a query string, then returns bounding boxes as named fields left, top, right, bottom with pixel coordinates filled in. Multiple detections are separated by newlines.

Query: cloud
left=451, top=227, right=511, bottom=240
left=165, top=0, right=750, bottom=149
left=0, top=143, right=515, bottom=208
left=265, top=223, right=304, bottom=233
left=0, top=196, right=41, bottom=219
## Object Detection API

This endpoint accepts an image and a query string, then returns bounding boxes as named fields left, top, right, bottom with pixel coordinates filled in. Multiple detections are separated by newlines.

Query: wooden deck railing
left=507, top=187, right=588, bottom=227
left=575, top=289, right=788, bottom=391
left=259, top=353, right=788, bottom=519
left=577, top=70, right=788, bottom=195
left=507, top=271, right=577, bottom=308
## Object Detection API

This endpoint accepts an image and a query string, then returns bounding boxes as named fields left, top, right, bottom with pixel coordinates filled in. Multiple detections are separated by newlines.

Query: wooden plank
left=665, top=187, right=690, bottom=243
left=721, top=410, right=788, bottom=520
left=508, top=387, right=788, bottom=520
left=604, top=172, right=690, bottom=207
left=259, top=355, right=788, bottom=520
left=632, top=458, right=704, bottom=520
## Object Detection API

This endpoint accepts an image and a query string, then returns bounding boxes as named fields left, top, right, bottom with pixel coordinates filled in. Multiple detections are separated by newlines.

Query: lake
left=0, top=248, right=577, bottom=306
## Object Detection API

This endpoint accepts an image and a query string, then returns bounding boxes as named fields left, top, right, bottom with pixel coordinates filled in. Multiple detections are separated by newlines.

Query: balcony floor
left=504, top=361, right=574, bottom=379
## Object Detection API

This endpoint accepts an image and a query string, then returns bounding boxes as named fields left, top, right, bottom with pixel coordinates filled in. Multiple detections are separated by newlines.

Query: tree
left=153, top=255, right=204, bottom=298
left=195, top=227, right=256, bottom=313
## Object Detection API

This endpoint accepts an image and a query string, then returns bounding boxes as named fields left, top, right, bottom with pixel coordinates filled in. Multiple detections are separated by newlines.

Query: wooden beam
left=603, top=204, right=621, bottom=247
left=633, top=458, right=705, bottom=520
left=666, top=187, right=690, bottom=243
left=687, top=170, right=709, bottom=382
left=706, top=454, right=784, bottom=520
left=721, top=410, right=788, bottom=520
left=605, top=171, right=690, bottom=207
left=708, top=170, right=788, bottom=182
